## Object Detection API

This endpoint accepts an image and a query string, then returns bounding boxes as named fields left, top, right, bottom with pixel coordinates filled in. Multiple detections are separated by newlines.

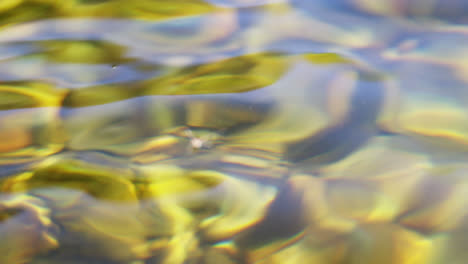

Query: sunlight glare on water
left=0, top=0, right=468, bottom=263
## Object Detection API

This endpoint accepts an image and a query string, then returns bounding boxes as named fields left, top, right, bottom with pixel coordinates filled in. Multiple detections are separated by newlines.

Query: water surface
left=0, top=1, right=468, bottom=263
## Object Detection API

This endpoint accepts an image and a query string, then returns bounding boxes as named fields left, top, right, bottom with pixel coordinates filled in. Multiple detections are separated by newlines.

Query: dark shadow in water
left=284, top=72, right=385, bottom=166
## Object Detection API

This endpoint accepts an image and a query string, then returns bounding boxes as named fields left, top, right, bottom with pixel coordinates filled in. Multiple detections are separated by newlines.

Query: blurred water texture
left=0, top=0, right=468, bottom=263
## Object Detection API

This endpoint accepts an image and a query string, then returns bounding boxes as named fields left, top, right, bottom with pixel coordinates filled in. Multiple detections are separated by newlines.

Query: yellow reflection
left=5, top=152, right=138, bottom=202
left=141, top=52, right=290, bottom=95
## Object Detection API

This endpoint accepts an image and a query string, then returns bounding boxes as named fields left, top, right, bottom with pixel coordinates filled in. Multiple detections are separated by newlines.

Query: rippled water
left=1, top=0, right=468, bottom=263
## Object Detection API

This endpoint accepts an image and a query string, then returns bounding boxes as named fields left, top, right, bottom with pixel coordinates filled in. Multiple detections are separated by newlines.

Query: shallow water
left=1, top=0, right=468, bottom=263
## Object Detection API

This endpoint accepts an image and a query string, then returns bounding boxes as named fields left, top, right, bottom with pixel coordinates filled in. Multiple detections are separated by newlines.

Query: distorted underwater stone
left=0, top=193, right=58, bottom=264
left=228, top=60, right=356, bottom=151
left=289, top=176, right=329, bottom=225
left=139, top=197, right=195, bottom=239
left=153, top=229, right=201, bottom=264
left=136, top=54, right=293, bottom=148
left=61, top=52, right=291, bottom=151
left=324, top=179, right=389, bottom=222
left=5, top=151, right=138, bottom=201
left=62, top=98, right=152, bottom=155
left=140, top=52, right=291, bottom=95
left=282, top=68, right=388, bottom=168
left=32, top=188, right=153, bottom=263
left=316, top=136, right=431, bottom=179
left=0, top=83, right=66, bottom=160
left=200, top=176, right=277, bottom=242
left=315, top=136, right=433, bottom=223
left=344, top=223, right=444, bottom=264
left=183, top=99, right=271, bottom=131
left=212, top=150, right=287, bottom=183
left=143, top=92, right=274, bottom=138
left=397, top=164, right=468, bottom=234
left=138, top=165, right=227, bottom=208
left=380, top=33, right=468, bottom=145
left=253, top=232, right=349, bottom=264
left=27, top=187, right=199, bottom=264
left=233, top=178, right=315, bottom=263
left=380, top=82, right=468, bottom=147
left=242, top=175, right=354, bottom=263
left=138, top=163, right=277, bottom=244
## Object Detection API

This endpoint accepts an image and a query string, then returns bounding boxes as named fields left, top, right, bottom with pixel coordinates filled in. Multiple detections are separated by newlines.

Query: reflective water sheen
left=0, top=0, right=468, bottom=263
